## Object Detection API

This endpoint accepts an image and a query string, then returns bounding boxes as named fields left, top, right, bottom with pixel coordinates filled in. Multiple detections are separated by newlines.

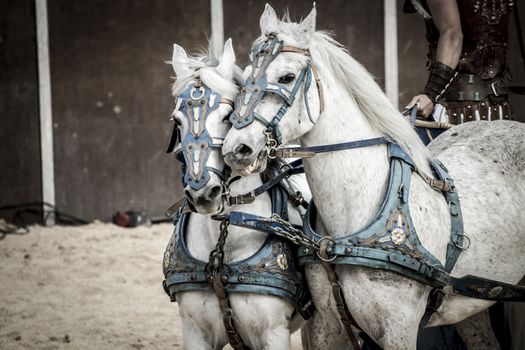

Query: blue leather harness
left=298, top=143, right=466, bottom=280
left=162, top=170, right=314, bottom=320
left=258, top=140, right=525, bottom=302
left=166, top=80, right=231, bottom=190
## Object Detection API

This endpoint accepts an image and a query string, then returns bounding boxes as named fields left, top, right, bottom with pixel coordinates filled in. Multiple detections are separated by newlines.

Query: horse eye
left=278, top=73, right=296, bottom=84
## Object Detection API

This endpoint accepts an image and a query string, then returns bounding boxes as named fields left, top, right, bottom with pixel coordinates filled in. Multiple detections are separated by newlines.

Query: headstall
left=166, top=75, right=233, bottom=190
left=230, top=34, right=324, bottom=149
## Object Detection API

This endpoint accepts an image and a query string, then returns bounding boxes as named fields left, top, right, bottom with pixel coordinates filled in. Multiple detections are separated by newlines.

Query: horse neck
left=186, top=173, right=270, bottom=262
left=301, top=72, right=391, bottom=234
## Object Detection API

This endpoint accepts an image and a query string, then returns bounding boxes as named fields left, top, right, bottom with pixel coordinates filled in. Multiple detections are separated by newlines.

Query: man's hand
left=406, top=94, right=434, bottom=117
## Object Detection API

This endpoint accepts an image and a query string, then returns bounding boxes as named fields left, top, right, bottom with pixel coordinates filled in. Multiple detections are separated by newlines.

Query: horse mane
left=170, top=40, right=244, bottom=100
left=308, top=31, right=431, bottom=171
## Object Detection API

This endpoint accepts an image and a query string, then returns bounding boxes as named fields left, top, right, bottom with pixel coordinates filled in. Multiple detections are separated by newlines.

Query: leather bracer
left=423, top=62, right=457, bottom=103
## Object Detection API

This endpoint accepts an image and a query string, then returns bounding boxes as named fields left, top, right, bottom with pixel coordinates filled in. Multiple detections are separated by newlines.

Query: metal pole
left=35, top=0, right=56, bottom=225
left=384, top=0, right=399, bottom=109
left=210, top=0, right=224, bottom=55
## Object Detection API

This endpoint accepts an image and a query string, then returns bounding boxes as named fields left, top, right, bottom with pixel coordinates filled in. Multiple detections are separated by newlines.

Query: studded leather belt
left=444, top=74, right=509, bottom=102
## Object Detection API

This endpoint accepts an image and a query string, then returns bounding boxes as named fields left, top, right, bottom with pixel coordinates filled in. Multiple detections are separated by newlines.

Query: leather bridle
left=167, top=76, right=234, bottom=190
left=230, top=34, right=324, bottom=149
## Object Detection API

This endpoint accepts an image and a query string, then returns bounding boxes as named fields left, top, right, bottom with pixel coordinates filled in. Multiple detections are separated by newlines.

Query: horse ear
left=260, top=3, right=279, bottom=35
left=172, top=43, right=191, bottom=78
left=216, top=38, right=236, bottom=77
left=300, top=4, right=317, bottom=38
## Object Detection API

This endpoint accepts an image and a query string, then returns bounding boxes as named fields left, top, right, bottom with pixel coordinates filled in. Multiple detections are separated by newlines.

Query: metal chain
left=208, top=219, right=230, bottom=273
left=207, top=219, right=251, bottom=350
left=269, top=214, right=320, bottom=250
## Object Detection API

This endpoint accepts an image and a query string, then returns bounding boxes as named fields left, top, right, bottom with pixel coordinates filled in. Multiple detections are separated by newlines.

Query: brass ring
left=316, top=237, right=337, bottom=262
left=453, top=233, right=471, bottom=250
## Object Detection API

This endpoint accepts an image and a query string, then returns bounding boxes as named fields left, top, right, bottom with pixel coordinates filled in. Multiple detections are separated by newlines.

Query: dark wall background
left=507, top=3, right=525, bottom=122
left=398, top=0, right=525, bottom=122
left=224, top=0, right=385, bottom=87
left=47, top=0, right=209, bottom=221
left=0, top=0, right=42, bottom=223
left=1, top=1, right=523, bottom=224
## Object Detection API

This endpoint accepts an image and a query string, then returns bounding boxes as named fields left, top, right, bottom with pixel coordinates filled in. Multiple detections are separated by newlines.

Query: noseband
left=230, top=34, right=324, bottom=147
left=167, top=76, right=234, bottom=190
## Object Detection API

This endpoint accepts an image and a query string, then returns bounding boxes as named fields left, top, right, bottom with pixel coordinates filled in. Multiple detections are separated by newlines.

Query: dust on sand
left=0, top=222, right=302, bottom=349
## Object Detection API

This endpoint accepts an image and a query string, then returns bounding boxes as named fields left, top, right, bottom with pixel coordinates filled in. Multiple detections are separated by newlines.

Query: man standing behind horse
left=404, top=1, right=523, bottom=349
left=405, top=0, right=516, bottom=145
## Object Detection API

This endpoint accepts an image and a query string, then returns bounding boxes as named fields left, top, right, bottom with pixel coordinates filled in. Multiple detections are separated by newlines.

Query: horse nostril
left=207, top=185, right=222, bottom=200
left=233, top=143, right=253, bottom=157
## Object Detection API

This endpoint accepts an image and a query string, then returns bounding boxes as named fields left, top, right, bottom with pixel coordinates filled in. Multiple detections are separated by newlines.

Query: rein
left=222, top=159, right=306, bottom=208
left=269, top=137, right=390, bottom=158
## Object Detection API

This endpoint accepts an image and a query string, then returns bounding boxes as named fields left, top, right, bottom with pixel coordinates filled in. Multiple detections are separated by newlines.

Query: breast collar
left=230, top=34, right=324, bottom=146
left=162, top=165, right=314, bottom=320
left=166, top=77, right=234, bottom=190
left=298, top=143, right=466, bottom=279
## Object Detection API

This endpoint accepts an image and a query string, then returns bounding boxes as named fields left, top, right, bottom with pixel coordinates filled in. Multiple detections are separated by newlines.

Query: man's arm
left=406, top=0, right=463, bottom=116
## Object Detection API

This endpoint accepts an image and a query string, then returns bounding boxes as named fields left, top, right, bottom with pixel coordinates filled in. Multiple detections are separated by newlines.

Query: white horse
left=164, top=39, right=312, bottom=350
left=221, top=5, right=525, bottom=350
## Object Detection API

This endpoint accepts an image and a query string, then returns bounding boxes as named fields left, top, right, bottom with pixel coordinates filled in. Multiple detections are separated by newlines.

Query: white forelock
left=169, top=43, right=243, bottom=101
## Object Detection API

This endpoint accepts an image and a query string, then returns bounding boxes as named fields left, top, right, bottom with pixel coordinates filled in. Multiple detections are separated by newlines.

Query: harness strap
left=270, top=137, right=390, bottom=158
left=414, top=168, right=453, bottom=192
left=220, top=97, right=235, bottom=106
left=318, top=240, right=362, bottom=350
left=224, top=160, right=304, bottom=206
left=208, top=219, right=251, bottom=350
left=281, top=46, right=310, bottom=55
left=281, top=45, right=324, bottom=114
left=212, top=271, right=251, bottom=350
left=271, top=137, right=455, bottom=198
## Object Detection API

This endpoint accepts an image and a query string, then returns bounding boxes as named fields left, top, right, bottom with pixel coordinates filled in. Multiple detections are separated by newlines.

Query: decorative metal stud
left=390, top=214, right=406, bottom=245
left=391, top=227, right=406, bottom=245
left=277, top=254, right=288, bottom=270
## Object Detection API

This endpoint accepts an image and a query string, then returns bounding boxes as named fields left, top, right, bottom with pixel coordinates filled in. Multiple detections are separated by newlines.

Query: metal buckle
left=453, top=233, right=471, bottom=250
left=271, top=148, right=315, bottom=158
left=316, top=237, right=337, bottom=262
left=226, top=193, right=256, bottom=206
left=265, top=130, right=278, bottom=159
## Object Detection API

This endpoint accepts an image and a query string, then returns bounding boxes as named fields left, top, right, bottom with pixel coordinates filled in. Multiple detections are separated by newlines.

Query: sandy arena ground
left=0, top=222, right=302, bottom=349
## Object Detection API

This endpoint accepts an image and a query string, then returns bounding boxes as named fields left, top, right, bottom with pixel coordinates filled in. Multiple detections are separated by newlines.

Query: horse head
left=222, top=4, right=322, bottom=174
left=169, top=39, right=241, bottom=214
